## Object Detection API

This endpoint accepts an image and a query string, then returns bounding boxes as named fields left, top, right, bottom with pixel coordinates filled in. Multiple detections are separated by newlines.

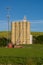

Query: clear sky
left=0, top=0, right=43, bottom=31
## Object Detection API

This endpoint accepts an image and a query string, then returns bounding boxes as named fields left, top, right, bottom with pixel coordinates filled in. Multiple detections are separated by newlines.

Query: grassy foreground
left=0, top=44, right=43, bottom=65
left=0, top=44, right=43, bottom=57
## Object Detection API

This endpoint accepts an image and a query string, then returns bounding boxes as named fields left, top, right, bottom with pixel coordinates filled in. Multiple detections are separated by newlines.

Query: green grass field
left=0, top=44, right=43, bottom=65
left=0, top=44, right=43, bottom=57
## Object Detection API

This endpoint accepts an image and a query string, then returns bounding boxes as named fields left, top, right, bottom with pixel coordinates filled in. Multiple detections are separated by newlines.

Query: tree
left=0, top=37, right=10, bottom=47
left=36, top=35, right=43, bottom=44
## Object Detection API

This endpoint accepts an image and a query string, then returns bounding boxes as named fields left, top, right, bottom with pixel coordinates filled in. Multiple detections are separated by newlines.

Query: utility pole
left=6, top=7, right=10, bottom=42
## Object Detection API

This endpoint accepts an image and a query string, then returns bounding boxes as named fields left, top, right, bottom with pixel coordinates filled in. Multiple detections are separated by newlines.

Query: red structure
left=8, top=43, right=13, bottom=48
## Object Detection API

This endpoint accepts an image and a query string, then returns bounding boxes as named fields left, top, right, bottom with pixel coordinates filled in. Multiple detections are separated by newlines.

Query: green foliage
left=0, top=31, right=11, bottom=38
left=0, top=31, right=11, bottom=47
left=31, top=32, right=43, bottom=36
left=0, top=37, right=10, bottom=47
left=36, top=35, right=43, bottom=44
left=33, top=35, right=43, bottom=44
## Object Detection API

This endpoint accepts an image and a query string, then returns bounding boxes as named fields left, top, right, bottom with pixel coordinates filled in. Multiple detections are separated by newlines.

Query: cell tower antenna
left=6, top=7, right=10, bottom=40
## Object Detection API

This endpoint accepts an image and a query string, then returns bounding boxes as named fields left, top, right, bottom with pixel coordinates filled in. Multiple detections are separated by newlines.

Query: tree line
left=33, top=35, right=43, bottom=44
left=0, top=37, right=11, bottom=47
left=0, top=35, right=43, bottom=47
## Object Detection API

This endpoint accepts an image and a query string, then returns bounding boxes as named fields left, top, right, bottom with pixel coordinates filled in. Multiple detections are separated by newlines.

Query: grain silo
left=27, top=22, right=30, bottom=44
left=11, top=17, right=31, bottom=45
left=11, top=22, right=16, bottom=44
left=19, top=22, right=24, bottom=44
left=15, top=22, right=20, bottom=45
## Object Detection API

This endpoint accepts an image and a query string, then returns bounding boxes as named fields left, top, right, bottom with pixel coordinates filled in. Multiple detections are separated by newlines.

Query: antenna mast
left=6, top=7, right=10, bottom=40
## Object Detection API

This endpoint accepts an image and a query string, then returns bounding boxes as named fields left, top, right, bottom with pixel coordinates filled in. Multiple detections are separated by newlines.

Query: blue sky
left=0, top=0, right=43, bottom=31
